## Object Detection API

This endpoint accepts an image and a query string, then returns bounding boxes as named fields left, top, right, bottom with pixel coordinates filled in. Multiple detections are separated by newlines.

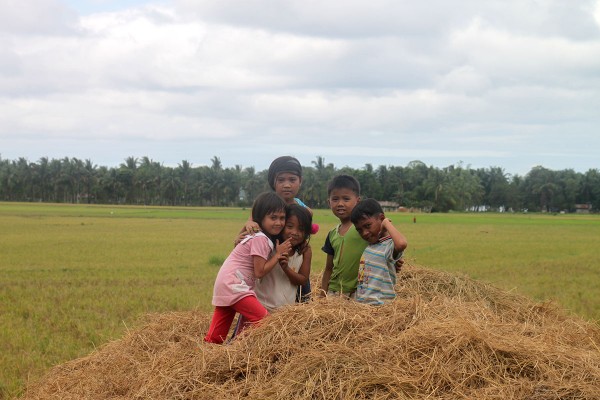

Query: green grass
left=1, top=203, right=599, bottom=398
left=396, top=212, right=600, bottom=319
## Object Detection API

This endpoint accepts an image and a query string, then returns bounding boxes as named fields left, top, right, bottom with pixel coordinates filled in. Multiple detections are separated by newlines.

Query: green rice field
left=1, top=202, right=599, bottom=398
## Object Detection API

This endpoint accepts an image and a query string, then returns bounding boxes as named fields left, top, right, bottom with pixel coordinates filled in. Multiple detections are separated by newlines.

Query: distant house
left=378, top=201, right=399, bottom=212
left=575, top=203, right=592, bottom=214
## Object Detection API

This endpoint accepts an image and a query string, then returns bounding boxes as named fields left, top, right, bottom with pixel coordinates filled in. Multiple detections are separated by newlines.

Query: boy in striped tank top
left=350, top=198, right=408, bottom=305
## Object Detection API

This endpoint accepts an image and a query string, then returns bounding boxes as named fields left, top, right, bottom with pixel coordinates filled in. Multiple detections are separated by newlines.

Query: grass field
left=1, top=202, right=599, bottom=398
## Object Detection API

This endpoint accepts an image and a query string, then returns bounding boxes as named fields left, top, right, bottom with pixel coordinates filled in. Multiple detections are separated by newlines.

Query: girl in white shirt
left=255, top=204, right=313, bottom=310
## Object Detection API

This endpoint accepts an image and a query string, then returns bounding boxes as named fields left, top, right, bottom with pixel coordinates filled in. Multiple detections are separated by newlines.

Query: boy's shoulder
left=366, top=236, right=402, bottom=260
left=370, top=235, right=394, bottom=249
left=326, top=223, right=341, bottom=236
left=377, top=235, right=393, bottom=244
left=327, top=224, right=364, bottom=249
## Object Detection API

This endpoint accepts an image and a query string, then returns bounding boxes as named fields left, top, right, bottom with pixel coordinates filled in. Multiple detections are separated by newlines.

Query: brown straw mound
left=21, top=265, right=600, bottom=400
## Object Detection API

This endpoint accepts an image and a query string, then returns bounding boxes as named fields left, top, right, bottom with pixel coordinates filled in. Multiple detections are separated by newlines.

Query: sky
left=1, top=0, right=600, bottom=176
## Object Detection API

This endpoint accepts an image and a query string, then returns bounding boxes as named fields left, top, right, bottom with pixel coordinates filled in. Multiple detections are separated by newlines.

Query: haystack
left=21, top=265, right=600, bottom=399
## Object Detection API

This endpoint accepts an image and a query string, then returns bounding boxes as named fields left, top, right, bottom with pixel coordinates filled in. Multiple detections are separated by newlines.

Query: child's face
left=354, top=214, right=385, bottom=244
left=328, top=188, right=360, bottom=221
left=274, top=172, right=302, bottom=203
left=283, top=214, right=305, bottom=247
left=261, top=210, right=286, bottom=236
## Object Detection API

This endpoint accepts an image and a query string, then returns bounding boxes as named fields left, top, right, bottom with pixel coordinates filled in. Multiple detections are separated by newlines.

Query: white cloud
left=450, top=17, right=600, bottom=84
left=1, top=0, right=599, bottom=176
left=0, top=0, right=77, bottom=35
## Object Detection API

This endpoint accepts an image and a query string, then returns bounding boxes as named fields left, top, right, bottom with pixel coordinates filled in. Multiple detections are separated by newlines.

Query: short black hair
left=327, top=174, right=360, bottom=196
left=350, top=198, right=383, bottom=224
left=267, top=156, right=302, bottom=191
left=252, top=192, right=287, bottom=230
left=286, top=204, right=313, bottom=252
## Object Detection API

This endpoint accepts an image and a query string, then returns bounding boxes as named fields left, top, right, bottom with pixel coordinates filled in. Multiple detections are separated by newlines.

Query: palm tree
left=48, top=158, right=64, bottom=202
left=12, top=157, right=32, bottom=201
left=0, top=156, right=11, bottom=200
left=161, top=167, right=181, bottom=206
left=34, top=157, right=51, bottom=202
left=118, top=156, right=138, bottom=204
left=177, top=160, right=193, bottom=205
left=310, top=156, right=334, bottom=207
left=208, top=156, right=224, bottom=205
left=82, top=159, right=98, bottom=203
left=580, top=169, right=600, bottom=210
left=423, top=167, right=446, bottom=212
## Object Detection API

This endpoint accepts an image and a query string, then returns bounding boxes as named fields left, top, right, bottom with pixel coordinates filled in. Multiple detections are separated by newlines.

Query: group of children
left=204, top=156, right=408, bottom=344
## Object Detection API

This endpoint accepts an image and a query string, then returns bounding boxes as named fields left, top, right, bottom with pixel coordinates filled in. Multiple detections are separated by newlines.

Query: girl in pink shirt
left=204, top=192, right=292, bottom=344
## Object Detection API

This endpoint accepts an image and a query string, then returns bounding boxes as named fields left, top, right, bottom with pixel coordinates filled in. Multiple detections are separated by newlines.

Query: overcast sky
left=1, top=0, right=599, bottom=176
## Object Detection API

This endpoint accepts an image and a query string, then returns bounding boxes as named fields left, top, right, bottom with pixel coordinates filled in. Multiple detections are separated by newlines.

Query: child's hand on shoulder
left=378, top=218, right=391, bottom=236
left=382, top=218, right=394, bottom=230
left=234, top=221, right=262, bottom=246
left=244, top=221, right=261, bottom=235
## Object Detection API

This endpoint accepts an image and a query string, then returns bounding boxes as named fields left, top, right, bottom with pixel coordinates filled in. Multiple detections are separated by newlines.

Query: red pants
left=204, top=295, right=268, bottom=344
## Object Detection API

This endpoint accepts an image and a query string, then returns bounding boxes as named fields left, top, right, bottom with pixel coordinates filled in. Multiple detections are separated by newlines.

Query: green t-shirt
left=322, top=224, right=368, bottom=294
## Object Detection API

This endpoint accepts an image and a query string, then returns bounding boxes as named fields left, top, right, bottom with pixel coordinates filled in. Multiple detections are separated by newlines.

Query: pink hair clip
left=311, top=223, right=319, bottom=235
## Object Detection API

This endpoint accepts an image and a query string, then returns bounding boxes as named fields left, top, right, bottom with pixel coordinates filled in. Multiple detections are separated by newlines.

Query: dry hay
left=21, top=265, right=600, bottom=400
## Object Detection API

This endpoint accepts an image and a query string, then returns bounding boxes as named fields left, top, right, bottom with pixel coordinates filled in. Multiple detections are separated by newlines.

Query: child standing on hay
left=238, top=156, right=317, bottom=302
left=204, top=192, right=293, bottom=344
left=350, top=198, right=408, bottom=305
left=320, top=174, right=367, bottom=298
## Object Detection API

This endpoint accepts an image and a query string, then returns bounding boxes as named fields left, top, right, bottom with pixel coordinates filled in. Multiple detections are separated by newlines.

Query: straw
left=21, top=264, right=600, bottom=400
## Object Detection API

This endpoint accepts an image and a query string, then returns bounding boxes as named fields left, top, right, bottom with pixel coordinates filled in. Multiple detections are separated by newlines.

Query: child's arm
left=253, top=239, right=292, bottom=279
left=242, top=217, right=260, bottom=235
left=280, top=245, right=311, bottom=285
left=319, top=254, right=334, bottom=296
left=381, top=218, right=408, bottom=256
left=234, top=217, right=261, bottom=246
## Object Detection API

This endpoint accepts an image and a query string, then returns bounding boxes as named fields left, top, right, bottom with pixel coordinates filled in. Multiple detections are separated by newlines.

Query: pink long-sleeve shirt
left=211, top=232, right=274, bottom=307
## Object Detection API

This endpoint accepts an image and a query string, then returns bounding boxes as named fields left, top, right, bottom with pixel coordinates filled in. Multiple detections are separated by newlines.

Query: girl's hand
left=243, top=221, right=261, bottom=236
left=280, top=257, right=289, bottom=269
left=275, top=238, right=292, bottom=261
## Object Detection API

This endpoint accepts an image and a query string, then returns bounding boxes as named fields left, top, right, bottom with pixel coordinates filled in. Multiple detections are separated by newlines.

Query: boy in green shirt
left=320, top=175, right=366, bottom=297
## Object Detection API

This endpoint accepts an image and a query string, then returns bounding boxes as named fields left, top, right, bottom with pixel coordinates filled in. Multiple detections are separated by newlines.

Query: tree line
left=1, top=155, right=598, bottom=213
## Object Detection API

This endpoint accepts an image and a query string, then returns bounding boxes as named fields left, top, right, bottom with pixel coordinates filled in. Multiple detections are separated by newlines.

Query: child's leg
left=204, top=306, right=237, bottom=344
left=231, top=296, right=268, bottom=335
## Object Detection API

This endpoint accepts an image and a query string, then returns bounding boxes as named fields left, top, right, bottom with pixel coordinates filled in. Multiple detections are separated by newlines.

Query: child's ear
left=378, top=213, right=385, bottom=221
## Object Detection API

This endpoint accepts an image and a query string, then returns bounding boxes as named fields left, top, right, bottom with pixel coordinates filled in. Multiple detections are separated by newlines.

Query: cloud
left=0, top=0, right=78, bottom=35
left=1, top=0, right=599, bottom=176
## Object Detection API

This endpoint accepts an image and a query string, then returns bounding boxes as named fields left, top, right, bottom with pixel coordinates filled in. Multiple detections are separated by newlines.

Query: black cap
left=267, top=156, right=302, bottom=190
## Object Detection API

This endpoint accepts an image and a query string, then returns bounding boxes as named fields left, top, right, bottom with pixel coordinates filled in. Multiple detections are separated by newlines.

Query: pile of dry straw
left=22, top=265, right=600, bottom=399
